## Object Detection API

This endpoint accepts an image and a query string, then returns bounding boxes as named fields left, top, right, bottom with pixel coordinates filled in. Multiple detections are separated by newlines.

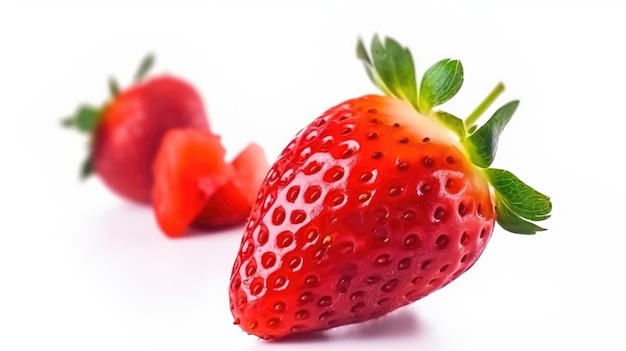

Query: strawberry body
left=64, top=56, right=210, bottom=204
left=228, top=35, right=551, bottom=339
left=229, top=95, right=495, bottom=339
left=94, top=76, right=209, bottom=203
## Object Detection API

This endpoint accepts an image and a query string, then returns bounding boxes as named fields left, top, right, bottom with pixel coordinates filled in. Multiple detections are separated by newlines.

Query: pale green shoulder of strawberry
left=357, top=35, right=551, bottom=234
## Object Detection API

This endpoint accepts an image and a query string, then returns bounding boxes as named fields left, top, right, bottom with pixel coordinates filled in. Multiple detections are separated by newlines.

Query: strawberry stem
left=465, top=82, right=505, bottom=130
left=355, top=34, right=551, bottom=235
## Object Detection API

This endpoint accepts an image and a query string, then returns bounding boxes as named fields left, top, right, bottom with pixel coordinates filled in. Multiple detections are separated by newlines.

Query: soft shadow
left=333, top=308, right=422, bottom=340
left=186, top=222, right=246, bottom=238
left=273, top=332, right=330, bottom=343
left=81, top=202, right=245, bottom=296
left=270, top=308, right=422, bottom=344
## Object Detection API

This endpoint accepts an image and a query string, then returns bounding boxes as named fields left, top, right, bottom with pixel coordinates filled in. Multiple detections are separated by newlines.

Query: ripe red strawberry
left=228, top=35, right=551, bottom=339
left=152, top=129, right=269, bottom=238
left=63, top=55, right=210, bottom=204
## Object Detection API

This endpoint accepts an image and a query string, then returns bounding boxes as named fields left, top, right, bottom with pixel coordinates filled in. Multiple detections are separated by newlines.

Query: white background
left=1, top=0, right=624, bottom=350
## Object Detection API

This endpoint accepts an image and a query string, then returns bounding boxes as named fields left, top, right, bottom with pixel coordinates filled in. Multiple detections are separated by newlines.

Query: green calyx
left=357, top=35, right=551, bottom=234
left=62, top=53, right=155, bottom=179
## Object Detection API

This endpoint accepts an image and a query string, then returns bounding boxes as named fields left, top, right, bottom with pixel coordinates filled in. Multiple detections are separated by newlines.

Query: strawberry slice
left=152, top=129, right=234, bottom=238
left=193, top=143, right=269, bottom=229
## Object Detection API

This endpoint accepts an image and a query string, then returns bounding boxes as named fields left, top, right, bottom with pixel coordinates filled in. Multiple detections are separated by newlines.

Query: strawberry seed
left=290, top=210, right=307, bottom=224
left=381, top=278, right=399, bottom=292
left=318, top=311, right=333, bottom=321
left=262, top=252, right=277, bottom=268
left=323, top=166, right=345, bottom=183
left=336, top=275, right=352, bottom=293
left=277, top=231, right=294, bottom=248
left=364, top=276, right=381, bottom=285
left=433, top=207, right=445, bottom=221
left=295, top=309, right=310, bottom=320
left=268, top=318, right=280, bottom=329
left=358, top=192, right=371, bottom=202
left=398, top=258, right=411, bottom=270
left=272, top=207, right=286, bottom=225
left=304, top=275, right=319, bottom=288
left=458, top=203, right=467, bottom=216
left=286, top=186, right=300, bottom=203
left=288, top=256, right=302, bottom=271
left=304, top=186, right=322, bottom=203
left=273, top=301, right=286, bottom=313
left=298, top=292, right=314, bottom=304
left=435, top=234, right=450, bottom=249
left=351, top=302, right=366, bottom=313
left=403, top=234, right=421, bottom=250
left=423, top=156, right=434, bottom=167
left=377, top=297, right=389, bottom=305
left=317, top=295, right=332, bottom=307
left=350, top=291, right=364, bottom=301
left=375, top=253, right=391, bottom=266
left=460, top=232, right=469, bottom=245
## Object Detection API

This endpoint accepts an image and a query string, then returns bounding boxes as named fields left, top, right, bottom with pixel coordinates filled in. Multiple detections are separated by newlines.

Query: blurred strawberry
left=63, top=55, right=210, bottom=204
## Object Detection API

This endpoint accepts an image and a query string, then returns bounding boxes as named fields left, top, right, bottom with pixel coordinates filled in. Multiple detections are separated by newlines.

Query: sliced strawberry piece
left=152, top=129, right=234, bottom=238
left=193, top=143, right=269, bottom=229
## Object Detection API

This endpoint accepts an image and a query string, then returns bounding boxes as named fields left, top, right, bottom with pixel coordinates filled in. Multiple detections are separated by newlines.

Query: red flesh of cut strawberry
left=152, top=129, right=233, bottom=238
left=193, top=143, right=270, bottom=229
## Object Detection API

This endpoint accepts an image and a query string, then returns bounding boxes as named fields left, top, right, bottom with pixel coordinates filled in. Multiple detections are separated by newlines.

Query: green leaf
left=494, top=196, right=546, bottom=234
left=434, top=111, right=465, bottom=138
left=356, top=38, right=392, bottom=96
left=80, top=156, right=93, bottom=179
left=419, top=59, right=463, bottom=111
left=134, top=53, right=155, bottom=82
left=369, top=35, right=418, bottom=107
left=109, top=77, right=120, bottom=97
left=485, top=168, right=552, bottom=222
left=62, top=105, right=100, bottom=133
left=462, top=100, right=519, bottom=168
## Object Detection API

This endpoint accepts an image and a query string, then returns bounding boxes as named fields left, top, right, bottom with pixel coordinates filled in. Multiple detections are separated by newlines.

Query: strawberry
left=151, top=129, right=233, bottom=237
left=152, top=129, right=269, bottom=238
left=228, top=35, right=551, bottom=339
left=63, top=55, right=210, bottom=204
left=193, top=143, right=270, bottom=229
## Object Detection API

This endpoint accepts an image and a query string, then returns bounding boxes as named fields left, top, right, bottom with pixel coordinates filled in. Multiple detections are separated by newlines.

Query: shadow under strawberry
left=268, top=308, right=422, bottom=343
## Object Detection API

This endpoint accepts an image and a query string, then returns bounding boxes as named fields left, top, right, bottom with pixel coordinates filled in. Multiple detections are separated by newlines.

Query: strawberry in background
left=63, top=55, right=210, bottom=204
left=63, top=55, right=269, bottom=235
